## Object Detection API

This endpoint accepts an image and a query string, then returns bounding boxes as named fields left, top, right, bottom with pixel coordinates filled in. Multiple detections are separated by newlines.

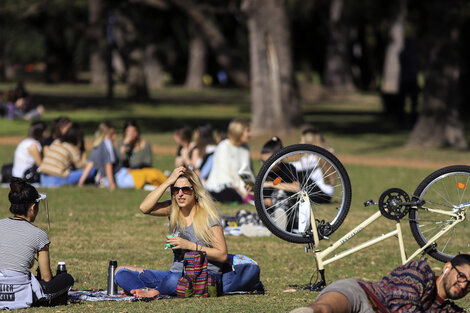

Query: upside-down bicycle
left=254, top=144, right=470, bottom=290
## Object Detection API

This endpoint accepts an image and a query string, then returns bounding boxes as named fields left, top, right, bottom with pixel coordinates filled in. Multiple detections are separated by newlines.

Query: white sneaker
left=289, top=307, right=314, bottom=313
left=273, top=208, right=287, bottom=230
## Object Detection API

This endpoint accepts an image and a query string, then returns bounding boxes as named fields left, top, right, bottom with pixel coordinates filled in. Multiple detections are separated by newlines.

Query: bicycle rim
left=254, top=144, right=351, bottom=244
left=409, top=165, right=470, bottom=262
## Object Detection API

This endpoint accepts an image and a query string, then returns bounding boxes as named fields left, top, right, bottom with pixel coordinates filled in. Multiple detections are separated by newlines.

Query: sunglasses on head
left=171, top=186, right=194, bottom=196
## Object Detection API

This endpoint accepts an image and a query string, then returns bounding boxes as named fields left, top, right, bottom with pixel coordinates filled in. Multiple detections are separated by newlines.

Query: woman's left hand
left=167, top=236, right=193, bottom=250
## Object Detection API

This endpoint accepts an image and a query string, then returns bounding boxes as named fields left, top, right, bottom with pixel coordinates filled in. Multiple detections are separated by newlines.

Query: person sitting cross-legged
left=289, top=254, right=470, bottom=313
left=114, top=167, right=228, bottom=297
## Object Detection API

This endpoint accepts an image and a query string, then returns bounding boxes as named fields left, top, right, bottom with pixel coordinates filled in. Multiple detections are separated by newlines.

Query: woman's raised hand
left=167, top=167, right=186, bottom=185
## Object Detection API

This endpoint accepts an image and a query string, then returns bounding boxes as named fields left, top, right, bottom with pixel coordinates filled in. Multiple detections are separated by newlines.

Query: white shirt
left=204, top=139, right=255, bottom=192
left=12, top=138, right=42, bottom=178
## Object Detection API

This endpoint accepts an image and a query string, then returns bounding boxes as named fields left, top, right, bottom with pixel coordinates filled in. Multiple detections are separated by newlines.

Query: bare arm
left=139, top=167, right=186, bottom=216
left=37, top=245, right=52, bottom=282
left=78, top=162, right=95, bottom=187
left=27, top=144, right=42, bottom=167
left=105, top=162, right=116, bottom=190
left=263, top=181, right=300, bottom=193
left=167, top=225, right=228, bottom=263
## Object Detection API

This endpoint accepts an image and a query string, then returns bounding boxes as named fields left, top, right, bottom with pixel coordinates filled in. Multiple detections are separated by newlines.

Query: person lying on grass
left=114, top=167, right=228, bottom=297
left=290, top=254, right=470, bottom=313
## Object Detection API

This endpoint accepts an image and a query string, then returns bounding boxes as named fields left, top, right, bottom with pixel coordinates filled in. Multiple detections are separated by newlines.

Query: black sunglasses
left=171, top=186, right=194, bottom=196
left=452, top=264, right=470, bottom=286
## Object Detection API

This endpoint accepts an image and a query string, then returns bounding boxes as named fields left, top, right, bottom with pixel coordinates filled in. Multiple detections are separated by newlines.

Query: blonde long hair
left=169, top=169, right=220, bottom=245
left=227, top=119, right=249, bottom=145
left=92, top=122, right=114, bottom=148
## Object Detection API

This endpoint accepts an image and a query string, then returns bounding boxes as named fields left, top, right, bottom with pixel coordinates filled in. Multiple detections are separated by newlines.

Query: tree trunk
left=144, top=43, right=164, bottom=89
left=380, top=0, right=406, bottom=116
left=185, top=22, right=206, bottom=89
left=381, top=0, right=405, bottom=94
left=127, top=48, right=149, bottom=100
left=114, top=5, right=149, bottom=100
left=323, top=0, right=354, bottom=90
left=171, top=0, right=249, bottom=87
left=242, top=0, right=301, bottom=134
left=407, top=2, right=467, bottom=149
left=89, top=0, right=107, bottom=86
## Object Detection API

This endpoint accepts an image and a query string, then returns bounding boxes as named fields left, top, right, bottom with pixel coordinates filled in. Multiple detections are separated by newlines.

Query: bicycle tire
left=409, top=165, right=470, bottom=262
left=254, top=144, right=352, bottom=243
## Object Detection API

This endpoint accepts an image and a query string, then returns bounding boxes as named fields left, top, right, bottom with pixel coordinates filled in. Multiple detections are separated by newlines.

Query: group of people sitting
left=0, top=82, right=45, bottom=121
left=4, top=117, right=167, bottom=190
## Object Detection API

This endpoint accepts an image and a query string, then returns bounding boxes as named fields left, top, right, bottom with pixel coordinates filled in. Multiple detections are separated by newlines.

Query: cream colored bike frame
left=304, top=191, right=466, bottom=271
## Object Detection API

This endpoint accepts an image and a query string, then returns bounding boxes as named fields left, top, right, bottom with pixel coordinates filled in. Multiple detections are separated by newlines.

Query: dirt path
left=0, top=136, right=452, bottom=170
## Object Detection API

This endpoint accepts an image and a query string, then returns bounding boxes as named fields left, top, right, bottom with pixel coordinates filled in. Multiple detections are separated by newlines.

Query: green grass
left=1, top=84, right=470, bottom=311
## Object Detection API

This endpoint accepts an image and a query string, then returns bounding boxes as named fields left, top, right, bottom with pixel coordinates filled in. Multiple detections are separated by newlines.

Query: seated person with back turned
left=290, top=254, right=470, bottom=313
left=260, top=137, right=300, bottom=230
left=0, top=178, right=74, bottom=309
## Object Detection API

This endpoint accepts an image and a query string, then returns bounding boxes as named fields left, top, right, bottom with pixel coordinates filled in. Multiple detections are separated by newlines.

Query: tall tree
left=89, top=0, right=107, bottom=86
left=242, top=0, right=301, bottom=134
left=185, top=21, right=206, bottom=89
left=114, top=2, right=149, bottom=100
left=380, top=0, right=406, bottom=116
left=170, top=0, right=249, bottom=87
left=323, top=0, right=354, bottom=90
left=407, top=1, right=467, bottom=148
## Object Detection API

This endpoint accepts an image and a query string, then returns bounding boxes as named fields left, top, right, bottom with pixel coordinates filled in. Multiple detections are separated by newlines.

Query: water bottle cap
left=109, top=260, right=117, bottom=266
left=58, top=261, right=66, bottom=265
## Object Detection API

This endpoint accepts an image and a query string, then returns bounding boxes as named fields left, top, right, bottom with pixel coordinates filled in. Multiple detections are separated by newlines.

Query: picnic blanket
left=68, top=290, right=173, bottom=302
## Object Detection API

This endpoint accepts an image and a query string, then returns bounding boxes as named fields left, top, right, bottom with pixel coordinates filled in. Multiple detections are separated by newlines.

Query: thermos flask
left=107, top=260, right=118, bottom=295
left=56, top=261, right=67, bottom=275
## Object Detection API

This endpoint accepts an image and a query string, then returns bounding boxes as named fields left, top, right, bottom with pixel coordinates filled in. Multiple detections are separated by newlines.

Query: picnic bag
left=176, top=251, right=218, bottom=298
left=222, top=254, right=264, bottom=294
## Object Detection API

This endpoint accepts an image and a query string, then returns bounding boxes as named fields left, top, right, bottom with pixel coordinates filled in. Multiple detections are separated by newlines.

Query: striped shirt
left=39, top=139, right=86, bottom=177
left=0, top=218, right=50, bottom=274
left=358, top=260, right=466, bottom=312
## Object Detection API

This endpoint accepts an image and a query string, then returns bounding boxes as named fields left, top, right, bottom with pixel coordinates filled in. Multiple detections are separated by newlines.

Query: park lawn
left=0, top=165, right=469, bottom=312
left=1, top=84, right=470, bottom=311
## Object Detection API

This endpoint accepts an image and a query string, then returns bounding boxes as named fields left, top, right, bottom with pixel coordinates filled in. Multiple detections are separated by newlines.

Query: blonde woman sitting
left=114, top=167, right=228, bottom=297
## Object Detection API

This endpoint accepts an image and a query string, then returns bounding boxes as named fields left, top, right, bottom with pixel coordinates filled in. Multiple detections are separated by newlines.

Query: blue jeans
left=103, top=168, right=135, bottom=189
left=40, top=168, right=96, bottom=187
left=115, top=269, right=182, bottom=296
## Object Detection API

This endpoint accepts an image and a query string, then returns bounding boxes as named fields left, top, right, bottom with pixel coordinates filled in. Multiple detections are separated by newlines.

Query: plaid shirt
left=358, top=260, right=467, bottom=313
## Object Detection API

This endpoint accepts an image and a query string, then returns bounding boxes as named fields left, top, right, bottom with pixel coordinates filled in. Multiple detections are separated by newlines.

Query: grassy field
left=1, top=83, right=470, bottom=312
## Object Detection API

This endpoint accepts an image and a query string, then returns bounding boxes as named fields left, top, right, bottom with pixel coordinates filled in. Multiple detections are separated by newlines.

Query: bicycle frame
left=304, top=191, right=466, bottom=290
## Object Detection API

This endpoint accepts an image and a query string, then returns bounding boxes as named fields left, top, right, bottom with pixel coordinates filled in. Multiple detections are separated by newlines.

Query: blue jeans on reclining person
left=40, top=168, right=96, bottom=187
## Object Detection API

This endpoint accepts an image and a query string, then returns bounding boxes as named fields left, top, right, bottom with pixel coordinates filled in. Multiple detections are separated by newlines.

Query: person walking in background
left=0, top=178, right=74, bottom=309
left=38, top=122, right=90, bottom=187
left=12, top=121, right=47, bottom=183
left=289, top=255, right=470, bottom=313
left=205, top=119, right=255, bottom=203
left=114, top=167, right=227, bottom=297
left=116, top=120, right=153, bottom=169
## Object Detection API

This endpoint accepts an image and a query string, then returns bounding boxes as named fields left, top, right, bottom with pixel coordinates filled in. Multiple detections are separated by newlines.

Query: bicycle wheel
left=409, top=165, right=470, bottom=262
left=254, top=144, right=351, bottom=243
